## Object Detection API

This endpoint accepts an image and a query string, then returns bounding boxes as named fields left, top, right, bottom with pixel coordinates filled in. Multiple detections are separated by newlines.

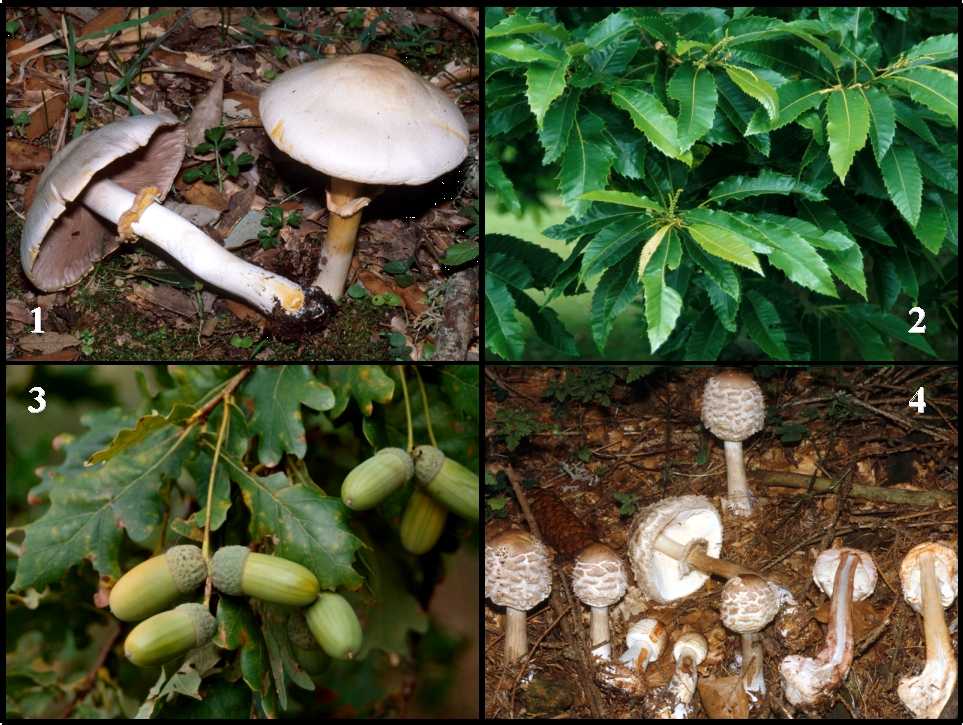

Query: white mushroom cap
left=720, top=575, right=780, bottom=634
left=21, top=112, right=183, bottom=290
left=813, top=548, right=877, bottom=601
left=259, top=54, right=469, bottom=186
left=573, top=543, right=628, bottom=608
left=620, top=618, right=668, bottom=669
left=701, top=371, right=765, bottom=442
left=673, top=631, right=709, bottom=666
left=628, top=495, right=723, bottom=604
left=899, top=542, right=958, bottom=613
left=485, top=530, right=551, bottom=611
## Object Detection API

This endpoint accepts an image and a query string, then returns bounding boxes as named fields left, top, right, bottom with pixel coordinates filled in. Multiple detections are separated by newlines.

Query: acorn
left=400, top=490, right=448, bottom=554
left=288, top=611, right=329, bottom=674
left=210, top=546, right=319, bottom=606
left=124, top=603, right=216, bottom=667
left=412, top=446, right=479, bottom=521
left=109, top=545, right=207, bottom=622
left=340, top=447, right=413, bottom=510
left=305, top=593, right=363, bottom=660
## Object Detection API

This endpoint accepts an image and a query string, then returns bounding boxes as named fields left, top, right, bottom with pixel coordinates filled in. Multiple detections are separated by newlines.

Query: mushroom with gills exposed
left=572, top=543, right=628, bottom=660
left=701, top=371, right=765, bottom=517
left=259, top=54, right=470, bottom=300
left=596, top=618, right=668, bottom=696
left=628, top=495, right=760, bottom=605
left=779, top=547, right=877, bottom=709
left=19, top=112, right=332, bottom=321
left=485, top=529, right=552, bottom=665
left=720, top=574, right=781, bottom=700
left=897, top=542, right=958, bottom=719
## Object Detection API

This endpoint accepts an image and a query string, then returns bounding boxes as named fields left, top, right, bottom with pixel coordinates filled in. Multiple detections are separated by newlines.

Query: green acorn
left=400, top=490, right=448, bottom=554
left=341, top=447, right=413, bottom=510
left=412, top=445, right=479, bottom=522
left=289, top=611, right=329, bottom=674
left=211, top=546, right=319, bottom=606
left=305, top=593, right=363, bottom=660
left=109, top=545, right=207, bottom=622
left=124, top=603, right=216, bottom=667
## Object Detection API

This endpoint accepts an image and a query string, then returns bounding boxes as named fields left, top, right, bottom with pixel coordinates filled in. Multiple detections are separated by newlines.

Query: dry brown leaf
left=6, top=140, right=50, bottom=171
left=19, top=331, right=80, bottom=354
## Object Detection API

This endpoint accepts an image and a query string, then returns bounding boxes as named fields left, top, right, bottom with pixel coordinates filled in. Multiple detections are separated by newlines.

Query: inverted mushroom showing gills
left=897, top=542, right=958, bottom=718
left=628, top=495, right=758, bottom=604
left=572, top=543, right=628, bottom=660
left=485, top=529, right=552, bottom=664
left=720, top=574, right=780, bottom=700
left=260, top=54, right=470, bottom=299
left=20, top=112, right=329, bottom=321
left=701, top=371, right=765, bottom=516
left=779, top=547, right=877, bottom=710
left=660, top=632, right=709, bottom=719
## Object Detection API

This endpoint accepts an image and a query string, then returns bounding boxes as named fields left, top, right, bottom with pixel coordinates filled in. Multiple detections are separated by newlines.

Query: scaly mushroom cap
left=259, top=54, right=469, bottom=186
left=628, top=495, right=723, bottom=604
left=485, top=530, right=551, bottom=611
left=21, top=112, right=184, bottom=291
left=899, top=542, right=958, bottom=613
left=573, top=543, right=628, bottom=608
left=813, top=547, right=877, bottom=601
left=720, top=575, right=780, bottom=634
left=701, top=371, right=765, bottom=442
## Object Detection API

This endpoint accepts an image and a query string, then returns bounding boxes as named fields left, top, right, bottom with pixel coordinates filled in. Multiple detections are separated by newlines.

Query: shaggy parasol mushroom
left=572, top=543, right=628, bottom=659
left=622, top=618, right=668, bottom=671
left=779, top=547, right=877, bottom=709
left=485, top=529, right=552, bottom=664
left=897, top=542, right=958, bottom=718
left=720, top=574, right=780, bottom=699
left=661, top=632, right=709, bottom=719
left=259, top=54, right=470, bottom=300
left=628, top=496, right=758, bottom=604
left=701, top=371, right=765, bottom=516
left=20, top=112, right=330, bottom=320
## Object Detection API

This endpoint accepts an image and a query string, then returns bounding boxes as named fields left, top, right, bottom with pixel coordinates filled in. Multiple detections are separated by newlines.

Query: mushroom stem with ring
left=316, top=178, right=365, bottom=298
left=82, top=179, right=306, bottom=315
left=653, top=533, right=757, bottom=580
left=779, top=548, right=877, bottom=709
left=897, top=542, right=958, bottom=718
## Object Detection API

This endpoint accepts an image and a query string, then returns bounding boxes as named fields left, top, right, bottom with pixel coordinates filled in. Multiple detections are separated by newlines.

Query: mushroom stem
left=741, top=632, right=765, bottom=698
left=314, top=177, right=365, bottom=299
left=779, top=551, right=858, bottom=707
left=722, top=440, right=752, bottom=515
left=504, top=606, right=528, bottom=664
left=653, top=534, right=757, bottom=580
left=589, top=606, right=611, bottom=658
left=898, top=550, right=957, bottom=718
left=81, top=178, right=306, bottom=316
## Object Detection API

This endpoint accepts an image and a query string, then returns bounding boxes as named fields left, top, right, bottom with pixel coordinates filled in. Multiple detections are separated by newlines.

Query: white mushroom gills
left=701, top=372, right=765, bottom=517
left=81, top=179, right=306, bottom=314
left=779, top=548, right=877, bottom=708
left=897, top=542, right=958, bottom=718
left=572, top=543, right=628, bottom=660
left=485, top=530, right=552, bottom=665
left=666, top=632, right=708, bottom=718
left=620, top=618, right=668, bottom=671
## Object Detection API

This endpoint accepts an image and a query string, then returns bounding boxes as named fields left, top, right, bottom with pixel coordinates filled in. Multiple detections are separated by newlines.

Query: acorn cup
left=305, top=592, right=363, bottom=661
left=124, top=603, right=217, bottom=667
left=412, top=445, right=479, bottom=521
left=210, top=546, right=319, bottom=606
left=340, top=447, right=414, bottom=510
left=400, top=489, right=448, bottom=554
left=109, top=544, right=207, bottom=622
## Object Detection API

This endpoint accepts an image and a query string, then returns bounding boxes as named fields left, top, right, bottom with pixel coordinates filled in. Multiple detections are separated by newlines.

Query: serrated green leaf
left=486, top=13, right=566, bottom=40
left=485, top=270, right=526, bottom=360
left=557, top=112, right=615, bottom=216
left=724, top=65, right=779, bottom=120
left=668, top=63, right=718, bottom=150
left=903, top=33, right=958, bottom=65
left=607, top=81, right=683, bottom=159
left=485, top=145, right=521, bottom=213
left=638, top=224, right=672, bottom=279
left=579, top=190, right=663, bottom=211
left=684, top=307, right=731, bottom=360
left=683, top=209, right=764, bottom=274
left=913, top=201, right=947, bottom=255
left=526, top=55, right=571, bottom=127
left=580, top=214, right=655, bottom=281
left=862, top=86, right=896, bottom=162
left=742, top=290, right=790, bottom=359
left=887, top=66, right=958, bottom=126
left=538, top=89, right=579, bottom=164
left=591, top=252, right=641, bottom=352
left=486, top=36, right=564, bottom=64
left=708, top=169, right=826, bottom=204
left=878, top=144, right=922, bottom=226
left=641, top=235, right=683, bottom=353
left=513, top=290, right=577, bottom=356
left=747, top=79, right=825, bottom=134
left=825, top=87, right=870, bottom=182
